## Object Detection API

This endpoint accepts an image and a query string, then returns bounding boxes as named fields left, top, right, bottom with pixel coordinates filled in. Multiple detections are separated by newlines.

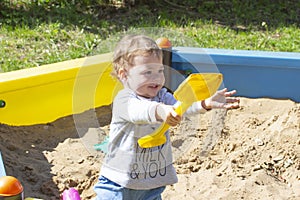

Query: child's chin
left=145, top=92, right=159, bottom=98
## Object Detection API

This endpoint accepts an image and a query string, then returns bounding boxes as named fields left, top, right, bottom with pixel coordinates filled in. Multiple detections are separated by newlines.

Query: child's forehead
left=132, top=54, right=162, bottom=65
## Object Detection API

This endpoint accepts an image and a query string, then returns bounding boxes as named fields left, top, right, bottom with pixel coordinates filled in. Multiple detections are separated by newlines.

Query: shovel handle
left=137, top=122, right=170, bottom=148
left=138, top=103, right=184, bottom=148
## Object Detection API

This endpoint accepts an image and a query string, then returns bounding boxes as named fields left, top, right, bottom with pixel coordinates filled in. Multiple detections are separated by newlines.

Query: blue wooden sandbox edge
left=171, top=47, right=300, bottom=102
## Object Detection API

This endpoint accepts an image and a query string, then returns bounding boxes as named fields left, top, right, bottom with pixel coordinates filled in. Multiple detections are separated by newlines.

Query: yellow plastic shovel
left=138, top=73, right=223, bottom=148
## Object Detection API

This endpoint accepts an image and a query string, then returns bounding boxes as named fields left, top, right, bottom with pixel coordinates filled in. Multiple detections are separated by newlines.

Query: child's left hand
left=202, top=88, right=240, bottom=110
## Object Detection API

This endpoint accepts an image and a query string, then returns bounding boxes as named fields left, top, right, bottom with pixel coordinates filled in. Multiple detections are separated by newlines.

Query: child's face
left=124, top=54, right=165, bottom=98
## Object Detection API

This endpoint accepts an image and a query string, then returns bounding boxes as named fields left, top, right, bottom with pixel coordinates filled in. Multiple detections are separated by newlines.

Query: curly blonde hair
left=112, top=34, right=162, bottom=79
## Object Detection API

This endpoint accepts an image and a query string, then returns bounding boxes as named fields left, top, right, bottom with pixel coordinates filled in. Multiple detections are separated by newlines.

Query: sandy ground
left=0, top=97, right=299, bottom=200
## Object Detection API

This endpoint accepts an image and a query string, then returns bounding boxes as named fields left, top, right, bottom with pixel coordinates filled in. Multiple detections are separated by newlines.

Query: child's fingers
left=166, top=110, right=181, bottom=126
left=224, top=102, right=240, bottom=109
left=224, top=89, right=237, bottom=97
left=226, top=97, right=240, bottom=103
left=215, top=88, right=227, bottom=96
left=170, top=109, right=179, bottom=117
left=168, top=118, right=181, bottom=126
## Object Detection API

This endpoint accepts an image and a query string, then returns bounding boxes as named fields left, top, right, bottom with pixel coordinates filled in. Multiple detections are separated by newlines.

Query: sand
left=0, top=97, right=299, bottom=200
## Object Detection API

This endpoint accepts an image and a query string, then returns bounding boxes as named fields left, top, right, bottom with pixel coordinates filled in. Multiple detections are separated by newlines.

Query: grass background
left=0, top=0, right=299, bottom=72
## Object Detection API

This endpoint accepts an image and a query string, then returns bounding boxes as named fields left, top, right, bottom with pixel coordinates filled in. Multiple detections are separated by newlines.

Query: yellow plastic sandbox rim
left=0, top=53, right=122, bottom=126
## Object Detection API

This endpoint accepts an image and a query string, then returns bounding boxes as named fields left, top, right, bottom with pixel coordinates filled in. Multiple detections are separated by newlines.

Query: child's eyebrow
left=148, top=64, right=164, bottom=68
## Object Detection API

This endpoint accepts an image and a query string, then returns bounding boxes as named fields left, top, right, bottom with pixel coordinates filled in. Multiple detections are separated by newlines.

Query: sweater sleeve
left=113, top=89, right=160, bottom=124
left=157, top=88, right=208, bottom=115
left=157, top=88, right=177, bottom=105
left=127, top=98, right=160, bottom=123
left=185, top=101, right=208, bottom=115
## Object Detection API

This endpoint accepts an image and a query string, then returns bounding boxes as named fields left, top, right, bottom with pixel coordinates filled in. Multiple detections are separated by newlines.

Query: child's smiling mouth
left=148, top=84, right=160, bottom=89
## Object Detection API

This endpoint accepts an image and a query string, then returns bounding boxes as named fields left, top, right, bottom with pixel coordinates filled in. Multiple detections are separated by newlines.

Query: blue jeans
left=94, top=176, right=165, bottom=200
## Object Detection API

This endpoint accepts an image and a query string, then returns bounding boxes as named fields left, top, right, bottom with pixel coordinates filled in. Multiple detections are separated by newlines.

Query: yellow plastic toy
left=138, top=73, right=223, bottom=148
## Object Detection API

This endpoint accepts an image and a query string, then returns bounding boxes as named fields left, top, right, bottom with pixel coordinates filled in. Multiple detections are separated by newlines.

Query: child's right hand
left=155, top=104, right=182, bottom=126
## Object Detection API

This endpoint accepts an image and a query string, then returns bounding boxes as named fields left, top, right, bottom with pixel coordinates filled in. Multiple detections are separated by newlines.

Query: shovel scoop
left=138, top=73, right=223, bottom=148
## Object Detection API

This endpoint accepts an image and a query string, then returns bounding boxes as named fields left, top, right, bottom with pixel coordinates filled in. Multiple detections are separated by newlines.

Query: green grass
left=188, top=23, right=300, bottom=51
left=0, top=23, right=101, bottom=71
left=0, top=0, right=299, bottom=72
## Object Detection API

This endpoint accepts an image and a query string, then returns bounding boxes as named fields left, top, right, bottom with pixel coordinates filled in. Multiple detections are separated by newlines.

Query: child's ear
left=118, top=68, right=127, bottom=81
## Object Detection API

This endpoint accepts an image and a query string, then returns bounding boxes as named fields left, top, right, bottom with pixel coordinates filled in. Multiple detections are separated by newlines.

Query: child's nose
left=152, top=72, right=164, bottom=81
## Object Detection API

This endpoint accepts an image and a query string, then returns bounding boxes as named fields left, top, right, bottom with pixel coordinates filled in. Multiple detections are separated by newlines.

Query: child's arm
left=114, top=89, right=181, bottom=125
left=185, top=88, right=240, bottom=115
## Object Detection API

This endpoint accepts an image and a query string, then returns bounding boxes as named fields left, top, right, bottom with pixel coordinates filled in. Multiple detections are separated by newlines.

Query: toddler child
left=94, top=34, right=239, bottom=200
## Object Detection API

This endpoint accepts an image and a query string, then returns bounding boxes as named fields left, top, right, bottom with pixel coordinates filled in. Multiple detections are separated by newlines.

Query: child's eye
left=158, top=69, right=164, bottom=73
left=144, top=71, right=152, bottom=75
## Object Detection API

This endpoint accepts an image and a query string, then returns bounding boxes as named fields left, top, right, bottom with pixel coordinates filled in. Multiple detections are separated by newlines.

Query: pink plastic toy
left=61, top=188, right=81, bottom=200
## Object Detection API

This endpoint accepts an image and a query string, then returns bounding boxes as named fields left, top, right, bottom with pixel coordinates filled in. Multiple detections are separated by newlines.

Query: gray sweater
left=100, top=88, right=205, bottom=189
